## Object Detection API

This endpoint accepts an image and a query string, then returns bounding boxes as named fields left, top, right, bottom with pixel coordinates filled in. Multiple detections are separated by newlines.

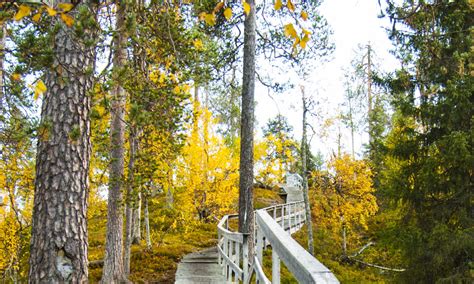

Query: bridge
left=175, top=174, right=339, bottom=283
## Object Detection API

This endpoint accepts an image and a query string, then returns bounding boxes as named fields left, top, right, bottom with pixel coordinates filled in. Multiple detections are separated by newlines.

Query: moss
left=88, top=218, right=217, bottom=282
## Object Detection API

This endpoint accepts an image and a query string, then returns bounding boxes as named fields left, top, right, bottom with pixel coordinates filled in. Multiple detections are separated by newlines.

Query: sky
left=254, top=0, right=400, bottom=159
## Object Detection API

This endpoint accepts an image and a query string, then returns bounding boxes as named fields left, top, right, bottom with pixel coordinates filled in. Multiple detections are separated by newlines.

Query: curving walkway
left=175, top=247, right=226, bottom=284
left=175, top=174, right=338, bottom=283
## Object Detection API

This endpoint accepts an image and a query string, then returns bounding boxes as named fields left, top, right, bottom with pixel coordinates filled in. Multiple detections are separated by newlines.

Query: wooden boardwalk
left=175, top=247, right=226, bottom=284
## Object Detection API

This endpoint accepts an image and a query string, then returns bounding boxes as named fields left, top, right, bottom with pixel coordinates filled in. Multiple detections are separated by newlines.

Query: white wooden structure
left=281, top=173, right=304, bottom=203
left=217, top=190, right=339, bottom=283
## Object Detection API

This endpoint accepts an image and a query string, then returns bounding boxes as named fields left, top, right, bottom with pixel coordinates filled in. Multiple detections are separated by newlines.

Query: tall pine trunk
left=28, top=3, right=96, bottom=282
left=300, top=87, right=314, bottom=255
left=239, top=0, right=256, bottom=263
left=0, top=23, right=5, bottom=101
left=124, top=129, right=138, bottom=276
left=101, top=1, right=128, bottom=282
left=144, top=195, right=151, bottom=249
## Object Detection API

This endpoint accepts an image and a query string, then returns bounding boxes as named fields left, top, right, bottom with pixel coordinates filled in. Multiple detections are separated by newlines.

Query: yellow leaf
left=58, top=3, right=74, bottom=12
left=300, top=10, right=308, bottom=21
left=34, top=80, right=47, bottom=100
left=214, top=2, right=224, bottom=13
left=14, top=5, right=31, bottom=21
left=300, top=35, right=310, bottom=49
left=302, top=28, right=312, bottom=36
left=46, top=6, right=57, bottom=16
left=193, top=39, right=203, bottom=50
left=284, top=23, right=297, bottom=39
left=199, top=12, right=207, bottom=21
left=274, top=0, right=282, bottom=10
left=60, top=13, right=74, bottom=27
left=11, top=73, right=21, bottom=81
left=243, top=2, right=251, bottom=16
left=287, top=0, right=295, bottom=12
left=224, top=7, right=232, bottom=21
left=32, top=12, right=42, bottom=22
left=204, top=13, right=216, bottom=26
left=172, top=85, right=181, bottom=94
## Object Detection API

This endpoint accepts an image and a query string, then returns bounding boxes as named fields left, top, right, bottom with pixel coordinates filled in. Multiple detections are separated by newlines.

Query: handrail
left=217, top=200, right=338, bottom=283
left=255, top=209, right=339, bottom=283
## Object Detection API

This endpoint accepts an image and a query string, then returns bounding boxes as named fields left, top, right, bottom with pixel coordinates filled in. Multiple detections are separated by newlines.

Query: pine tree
left=28, top=2, right=98, bottom=282
left=383, top=1, right=473, bottom=281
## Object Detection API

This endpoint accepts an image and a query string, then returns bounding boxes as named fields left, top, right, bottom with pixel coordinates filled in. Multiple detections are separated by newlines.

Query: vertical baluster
left=223, top=238, right=228, bottom=276
left=281, top=204, right=285, bottom=230
left=256, top=228, right=263, bottom=264
left=289, top=203, right=293, bottom=233
left=243, top=234, right=249, bottom=284
left=235, top=241, right=241, bottom=281
left=273, top=206, right=276, bottom=220
left=228, top=240, right=234, bottom=281
left=272, top=249, right=280, bottom=284
left=218, top=232, right=222, bottom=265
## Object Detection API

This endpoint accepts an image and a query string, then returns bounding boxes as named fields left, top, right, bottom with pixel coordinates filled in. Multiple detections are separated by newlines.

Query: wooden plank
left=272, top=249, right=280, bottom=284
left=256, top=210, right=340, bottom=284
left=175, top=247, right=226, bottom=284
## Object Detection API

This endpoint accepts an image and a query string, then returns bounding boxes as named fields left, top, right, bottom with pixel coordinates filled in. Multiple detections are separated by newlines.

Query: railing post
left=218, top=231, right=222, bottom=265
left=228, top=240, right=234, bottom=281
left=256, top=228, right=263, bottom=264
left=243, top=233, right=249, bottom=284
left=281, top=204, right=285, bottom=230
left=223, top=238, right=228, bottom=276
left=289, top=203, right=292, bottom=233
left=272, top=249, right=280, bottom=284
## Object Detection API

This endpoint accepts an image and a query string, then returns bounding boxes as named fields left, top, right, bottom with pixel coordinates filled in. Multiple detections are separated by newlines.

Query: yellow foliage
left=0, top=141, right=34, bottom=280
left=255, top=134, right=298, bottom=187
left=223, top=8, right=233, bottom=21
left=300, top=10, right=308, bottom=21
left=32, top=12, right=42, bottom=22
left=34, top=79, right=47, bottom=100
left=274, top=0, right=283, bottom=11
left=311, top=154, right=378, bottom=247
left=243, top=2, right=251, bottom=16
left=286, top=0, right=295, bottom=12
left=284, top=23, right=298, bottom=39
left=46, top=6, right=57, bottom=16
left=193, top=39, right=203, bottom=50
left=175, top=102, right=239, bottom=223
left=14, top=5, right=31, bottom=21
left=60, top=13, right=74, bottom=27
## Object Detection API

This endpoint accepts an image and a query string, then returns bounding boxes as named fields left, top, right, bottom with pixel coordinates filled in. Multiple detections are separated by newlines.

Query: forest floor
left=87, top=187, right=392, bottom=283
left=87, top=188, right=283, bottom=283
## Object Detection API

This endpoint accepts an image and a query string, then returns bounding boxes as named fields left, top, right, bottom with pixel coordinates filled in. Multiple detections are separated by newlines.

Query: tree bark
left=144, top=195, right=151, bottom=249
left=300, top=87, right=315, bottom=255
left=239, top=0, right=256, bottom=261
left=124, top=129, right=137, bottom=276
left=131, top=193, right=141, bottom=244
left=101, top=1, right=129, bottom=282
left=28, top=3, right=96, bottom=282
left=0, top=22, right=5, bottom=102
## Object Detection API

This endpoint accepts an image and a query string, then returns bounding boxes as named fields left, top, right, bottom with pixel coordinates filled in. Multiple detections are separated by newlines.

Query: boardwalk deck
left=175, top=247, right=226, bottom=284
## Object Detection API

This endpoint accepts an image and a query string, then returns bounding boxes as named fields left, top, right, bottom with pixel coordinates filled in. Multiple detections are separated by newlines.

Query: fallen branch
left=350, top=241, right=375, bottom=258
left=342, top=241, right=405, bottom=272
left=350, top=258, right=406, bottom=272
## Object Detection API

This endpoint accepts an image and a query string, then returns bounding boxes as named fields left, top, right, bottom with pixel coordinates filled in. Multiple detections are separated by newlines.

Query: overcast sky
left=255, top=0, right=399, bottom=159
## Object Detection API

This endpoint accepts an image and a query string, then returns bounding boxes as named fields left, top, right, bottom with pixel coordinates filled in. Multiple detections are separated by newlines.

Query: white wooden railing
left=217, top=201, right=339, bottom=283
